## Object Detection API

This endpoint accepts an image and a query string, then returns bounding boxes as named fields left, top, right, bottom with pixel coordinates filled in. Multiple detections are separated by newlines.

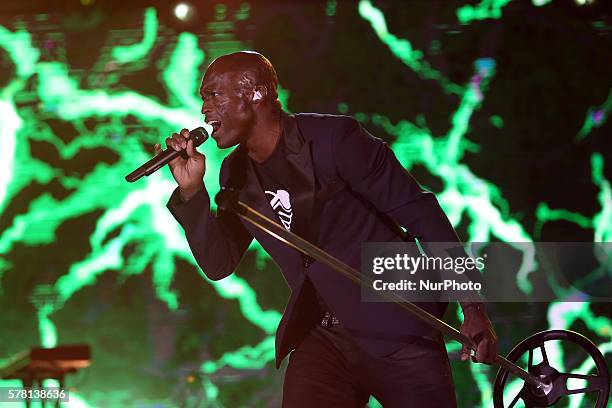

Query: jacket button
left=303, top=256, right=313, bottom=268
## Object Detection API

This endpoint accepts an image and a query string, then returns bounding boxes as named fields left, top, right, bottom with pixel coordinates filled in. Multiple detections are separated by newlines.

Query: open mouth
left=207, top=120, right=222, bottom=135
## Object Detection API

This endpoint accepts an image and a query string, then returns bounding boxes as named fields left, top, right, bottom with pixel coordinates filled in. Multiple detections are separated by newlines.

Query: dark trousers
left=282, top=325, right=457, bottom=407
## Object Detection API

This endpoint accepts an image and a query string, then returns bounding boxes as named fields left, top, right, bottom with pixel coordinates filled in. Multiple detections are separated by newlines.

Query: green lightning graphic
left=358, top=0, right=463, bottom=95
left=456, top=0, right=513, bottom=24
left=111, top=7, right=158, bottom=64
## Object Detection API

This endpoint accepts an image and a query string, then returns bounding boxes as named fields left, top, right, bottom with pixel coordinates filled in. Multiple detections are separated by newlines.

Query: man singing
left=156, top=51, right=498, bottom=407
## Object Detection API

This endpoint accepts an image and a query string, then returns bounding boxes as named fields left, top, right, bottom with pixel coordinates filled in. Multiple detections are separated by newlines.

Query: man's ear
left=251, top=85, right=267, bottom=103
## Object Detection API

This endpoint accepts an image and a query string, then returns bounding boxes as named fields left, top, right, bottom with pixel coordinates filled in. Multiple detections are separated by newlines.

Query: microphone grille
left=189, top=127, right=209, bottom=147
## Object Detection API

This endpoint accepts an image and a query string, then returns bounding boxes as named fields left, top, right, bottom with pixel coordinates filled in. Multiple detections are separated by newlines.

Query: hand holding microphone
left=125, top=127, right=208, bottom=201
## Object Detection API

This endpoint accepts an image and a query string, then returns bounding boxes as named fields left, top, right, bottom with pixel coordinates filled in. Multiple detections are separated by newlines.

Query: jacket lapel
left=280, top=113, right=316, bottom=244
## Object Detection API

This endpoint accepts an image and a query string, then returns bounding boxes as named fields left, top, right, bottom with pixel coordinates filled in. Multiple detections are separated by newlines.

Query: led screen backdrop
left=0, top=0, right=610, bottom=407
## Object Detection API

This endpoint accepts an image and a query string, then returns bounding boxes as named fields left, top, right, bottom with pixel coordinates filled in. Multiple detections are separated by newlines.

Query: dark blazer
left=168, top=112, right=462, bottom=368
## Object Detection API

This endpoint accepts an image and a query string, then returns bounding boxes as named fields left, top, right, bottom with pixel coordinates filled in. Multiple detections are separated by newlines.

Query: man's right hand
left=155, top=128, right=206, bottom=201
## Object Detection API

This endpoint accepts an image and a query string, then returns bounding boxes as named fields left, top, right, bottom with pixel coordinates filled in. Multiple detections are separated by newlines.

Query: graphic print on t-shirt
left=265, top=189, right=293, bottom=230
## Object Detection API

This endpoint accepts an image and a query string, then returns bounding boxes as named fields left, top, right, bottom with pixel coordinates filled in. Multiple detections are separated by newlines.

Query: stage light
left=574, top=0, right=596, bottom=5
left=174, top=2, right=194, bottom=22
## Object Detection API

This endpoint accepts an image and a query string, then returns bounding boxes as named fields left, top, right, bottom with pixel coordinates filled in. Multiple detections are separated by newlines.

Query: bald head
left=205, top=51, right=281, bottom=111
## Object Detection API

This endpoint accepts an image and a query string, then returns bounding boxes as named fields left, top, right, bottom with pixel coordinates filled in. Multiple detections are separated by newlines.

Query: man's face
left=200, top=69, right=255, bottom=149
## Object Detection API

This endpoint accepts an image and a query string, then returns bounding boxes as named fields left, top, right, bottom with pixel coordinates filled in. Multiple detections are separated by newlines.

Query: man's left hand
left=459, top=304, right=498, bottom=364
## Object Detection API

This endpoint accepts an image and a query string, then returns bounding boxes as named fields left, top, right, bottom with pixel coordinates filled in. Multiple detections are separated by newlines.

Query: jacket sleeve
left=331, top=116, right=461, bottom=243
left=167, top=185, right=253, bottom=281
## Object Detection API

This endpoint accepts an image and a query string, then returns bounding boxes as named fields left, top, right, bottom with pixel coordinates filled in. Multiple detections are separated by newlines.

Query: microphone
left=125, top=127, right=209, bottom=182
